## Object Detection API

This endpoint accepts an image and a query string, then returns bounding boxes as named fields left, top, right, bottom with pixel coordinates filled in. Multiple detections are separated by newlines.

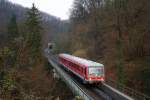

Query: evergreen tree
left=25, top=3, right=42, bottom=63
left=7, top=14, right=19, bottom=40
left=0, top=0, right=7, bottom=3
left=7, top=14, right=19, bottom=67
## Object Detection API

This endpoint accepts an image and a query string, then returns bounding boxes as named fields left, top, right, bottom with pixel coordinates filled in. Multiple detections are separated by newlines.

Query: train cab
left=87, top=66, right=105, bottom=83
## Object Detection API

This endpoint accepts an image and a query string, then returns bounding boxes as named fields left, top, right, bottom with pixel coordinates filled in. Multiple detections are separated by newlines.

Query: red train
left=59, top=53, right=105, bottom=84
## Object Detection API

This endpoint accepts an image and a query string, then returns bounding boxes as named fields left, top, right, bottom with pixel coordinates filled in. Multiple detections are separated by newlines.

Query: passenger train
left=59, top=53, right=105, bottom=84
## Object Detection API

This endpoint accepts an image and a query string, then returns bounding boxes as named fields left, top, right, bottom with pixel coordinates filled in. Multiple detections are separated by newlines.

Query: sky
left=9, top=0, right=74, bottom=20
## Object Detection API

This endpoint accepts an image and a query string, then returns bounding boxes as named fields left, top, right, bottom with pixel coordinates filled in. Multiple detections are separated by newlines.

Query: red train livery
left=59, top=53, right=105, bottom=84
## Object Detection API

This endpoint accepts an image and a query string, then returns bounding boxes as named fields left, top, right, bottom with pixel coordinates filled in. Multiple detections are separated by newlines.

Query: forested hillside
left=59, top=0, right=150, bottom=96
left=0, top=0, right=72, bottom=99
left=0, top=0, right=70, bottom=49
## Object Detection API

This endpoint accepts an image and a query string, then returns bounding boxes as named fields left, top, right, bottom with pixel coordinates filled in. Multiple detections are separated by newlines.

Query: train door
left=84, top=67, right=88, bottom=79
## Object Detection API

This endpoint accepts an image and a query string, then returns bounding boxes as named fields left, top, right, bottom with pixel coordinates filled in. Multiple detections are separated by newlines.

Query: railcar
left=58, top=53, right=105, bottom=84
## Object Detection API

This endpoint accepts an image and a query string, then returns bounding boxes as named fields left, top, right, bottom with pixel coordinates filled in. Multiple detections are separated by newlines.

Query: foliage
left=70, top=0, right=150, bottom=96
left=75, top=96, right=83, bottom=100
left=73, top=49, right=88, bottom=58
left=1, top=72, right=15, bottom=91
left=0, top=47, right=14, bottom=69
left=0, top=47, right=15, bottom=97
left=25, top=3, right=42, bottom=64
left=0, top=1, right=73, bottom=99
left=7, top=14, right=19, bottom=40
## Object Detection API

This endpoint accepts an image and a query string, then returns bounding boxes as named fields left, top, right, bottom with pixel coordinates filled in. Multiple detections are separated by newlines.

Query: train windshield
left=88, top=67, right=102, bottom=76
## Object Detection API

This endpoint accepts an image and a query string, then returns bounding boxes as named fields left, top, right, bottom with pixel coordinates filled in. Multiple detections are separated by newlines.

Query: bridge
left=44, top=49, right=150, bottom=100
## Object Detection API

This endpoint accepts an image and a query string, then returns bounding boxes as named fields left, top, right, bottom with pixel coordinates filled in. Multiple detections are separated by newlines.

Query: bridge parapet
left=101, top=83, right=134, bottom=100
left=106, top=79, right=150, bottom=100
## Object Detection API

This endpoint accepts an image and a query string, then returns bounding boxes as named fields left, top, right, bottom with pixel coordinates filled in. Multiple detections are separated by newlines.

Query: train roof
left=59, top=53, right=104, bottom=67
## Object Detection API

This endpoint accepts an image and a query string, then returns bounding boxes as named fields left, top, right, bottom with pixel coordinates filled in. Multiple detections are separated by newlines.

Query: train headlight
left=101, top=77, right=104, bottom=81
left=89, top=78, right=91, bottom=81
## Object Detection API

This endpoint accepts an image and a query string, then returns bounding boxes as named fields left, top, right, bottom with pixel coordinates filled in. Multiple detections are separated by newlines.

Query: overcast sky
left=9, top=0, right=74, bottom=20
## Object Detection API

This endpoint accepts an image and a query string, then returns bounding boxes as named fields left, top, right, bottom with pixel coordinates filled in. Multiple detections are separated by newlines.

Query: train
left=58, top=53, right=105, bottom=84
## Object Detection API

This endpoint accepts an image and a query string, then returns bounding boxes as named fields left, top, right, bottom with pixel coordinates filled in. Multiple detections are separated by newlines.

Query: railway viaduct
left=44, top=49, right=150, bottom=100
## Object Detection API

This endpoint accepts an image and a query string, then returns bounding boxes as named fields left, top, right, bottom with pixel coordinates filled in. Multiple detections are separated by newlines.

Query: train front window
left=88, top=67, right=102, bottom=76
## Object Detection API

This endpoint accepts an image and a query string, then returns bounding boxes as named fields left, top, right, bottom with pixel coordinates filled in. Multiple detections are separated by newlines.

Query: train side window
left=70, top=62, right=72, bottom=67
left=77, top=65, right=79, bottom=70
left=77, top=64, right=79, bottom=70
left=84, top=68, right=86, bottom=75
left=73, top=63, right=75, bottom=68
left=68, top=62, right=70, bottom=67
left=75, top=64, right=77, bottom=68
left=81, top=67, right=83, bottom=73
left=76, top=64, right=78, bottom=70
left=72, top=62, right=74, bottom=68
left=78, top=65, right=80, bottom=71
